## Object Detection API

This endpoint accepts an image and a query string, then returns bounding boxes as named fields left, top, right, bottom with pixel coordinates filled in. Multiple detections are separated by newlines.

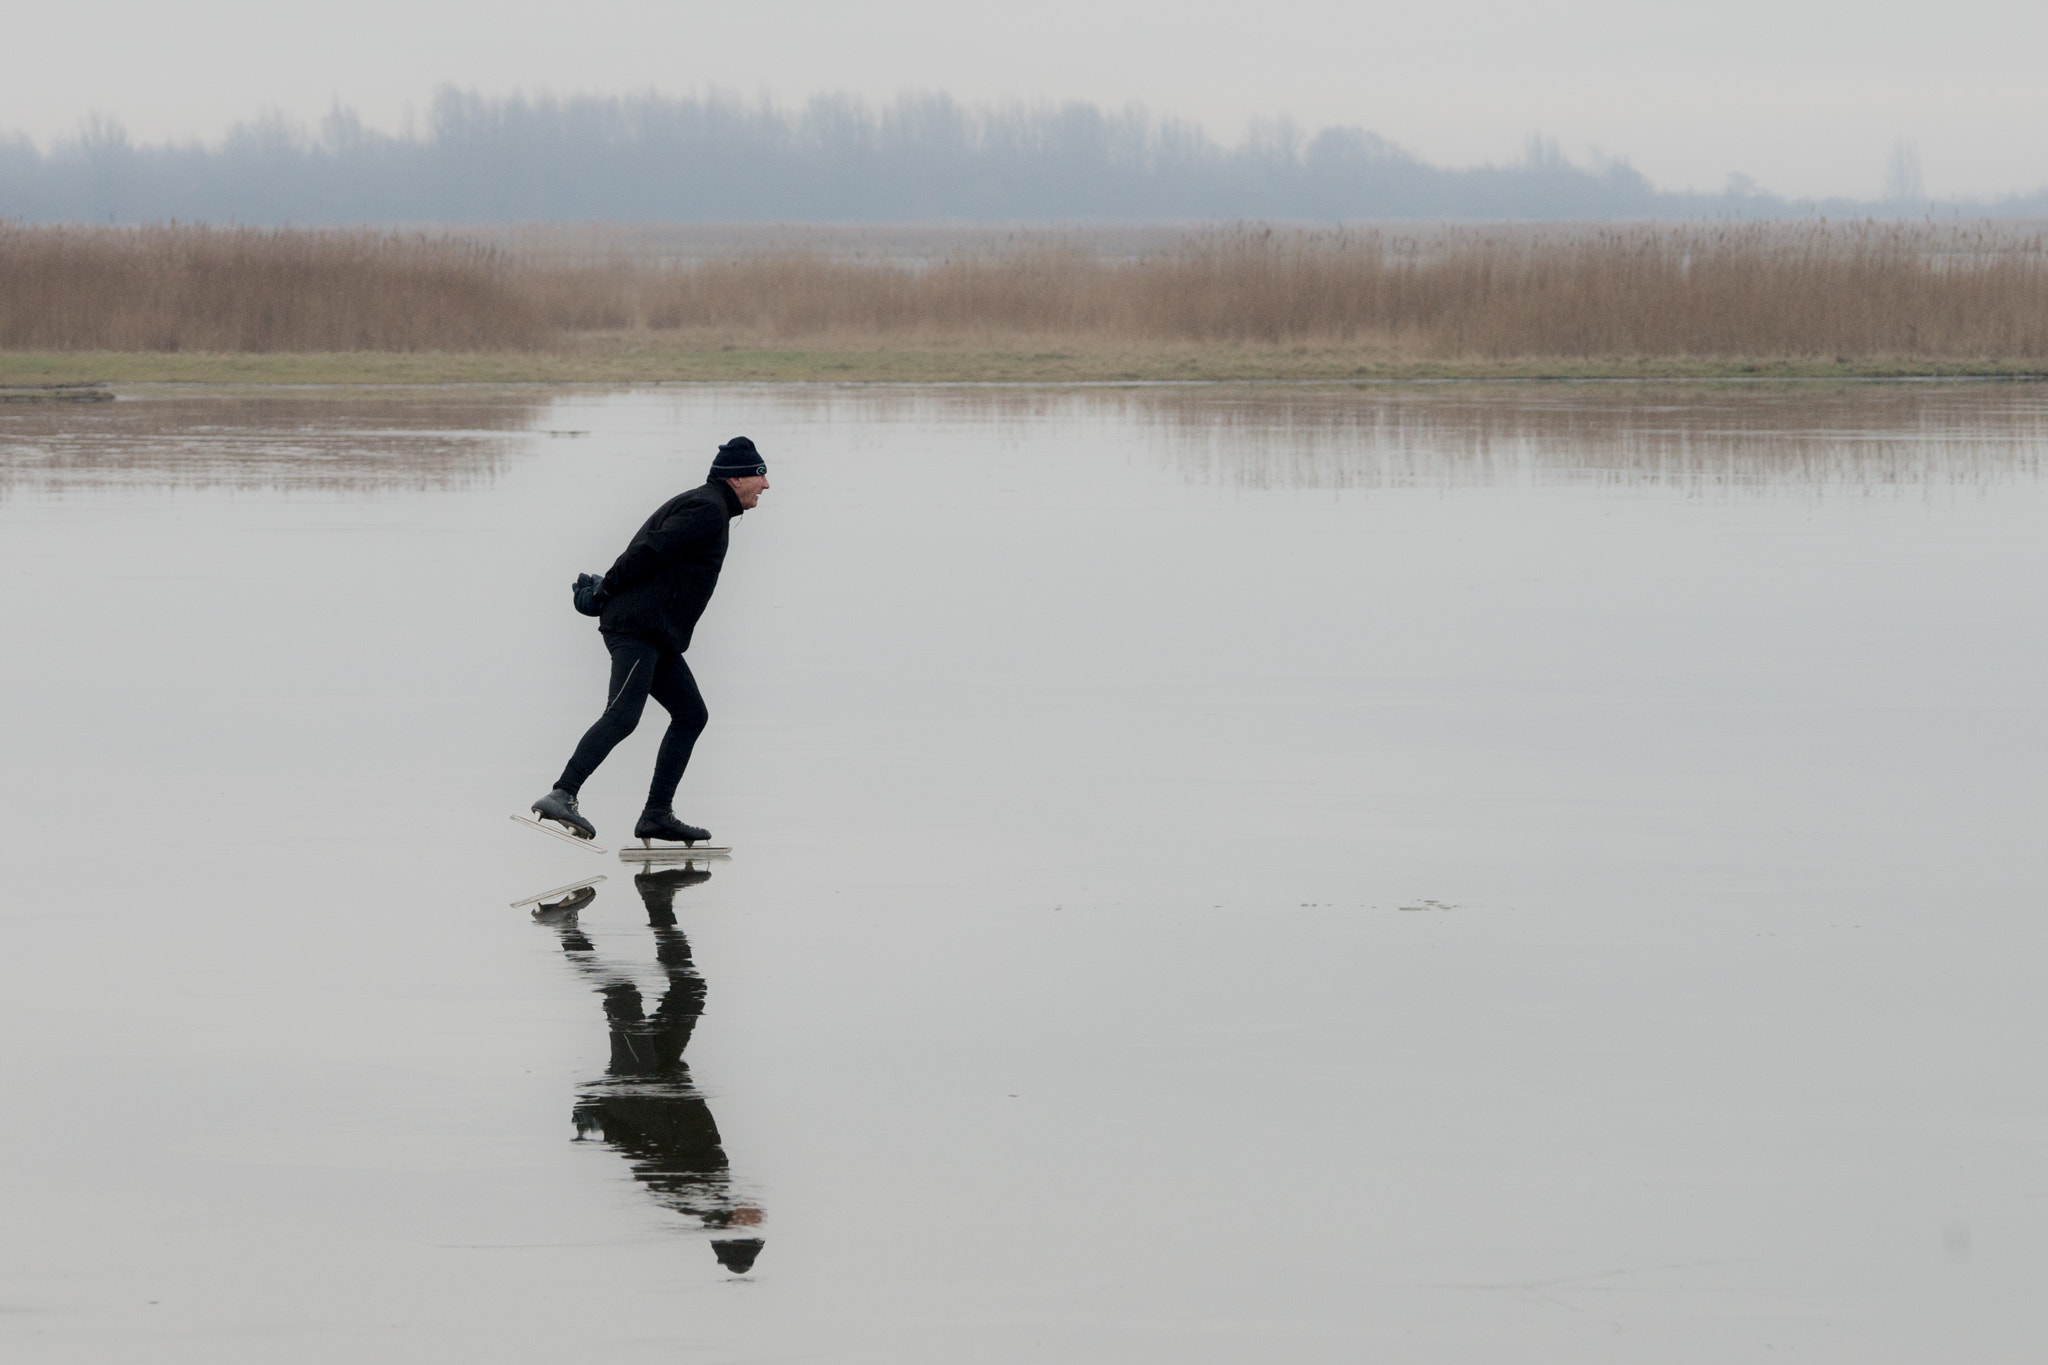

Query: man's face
left=727, top=474, right=769, bottom=509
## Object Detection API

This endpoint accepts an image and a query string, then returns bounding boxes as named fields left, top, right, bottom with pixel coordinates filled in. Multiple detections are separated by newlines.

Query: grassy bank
left=4, top=346, right=2045, bottom=387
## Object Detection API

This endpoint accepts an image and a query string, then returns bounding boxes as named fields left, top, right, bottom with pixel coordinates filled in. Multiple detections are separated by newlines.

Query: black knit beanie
left=709, top=436, right=767, bottom=481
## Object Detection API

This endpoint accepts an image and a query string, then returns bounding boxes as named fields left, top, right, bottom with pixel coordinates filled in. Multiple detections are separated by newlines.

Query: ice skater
left=529, top=437, right=769, bottom=847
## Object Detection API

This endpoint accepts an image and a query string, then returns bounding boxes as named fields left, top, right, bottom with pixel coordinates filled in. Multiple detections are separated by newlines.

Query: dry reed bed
left=3, top=222, right=2045, bottom=357
left=0, top=226, right=549, bottom=351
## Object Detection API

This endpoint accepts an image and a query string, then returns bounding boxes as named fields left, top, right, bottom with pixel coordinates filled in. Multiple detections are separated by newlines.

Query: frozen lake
left=2, top=382, right=2045, bottom=1362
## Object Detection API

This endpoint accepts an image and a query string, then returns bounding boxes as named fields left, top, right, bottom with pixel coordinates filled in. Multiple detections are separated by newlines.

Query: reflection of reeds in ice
left=1130, top=385, right=2048, bottom=493
left=663, top=381, right=2048, bottom=494
left=0, top=392, right=545, bottom=494
left=8, top=221, right=2048, bottom=358
left=8, top=380, right=2047, bottom=501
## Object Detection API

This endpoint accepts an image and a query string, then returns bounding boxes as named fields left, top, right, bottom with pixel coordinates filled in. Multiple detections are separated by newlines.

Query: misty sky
left=5, top=0, right=2042, bottom=202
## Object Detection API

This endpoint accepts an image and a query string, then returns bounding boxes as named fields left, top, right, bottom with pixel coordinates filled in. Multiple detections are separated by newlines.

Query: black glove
left=571, top=572, right=609, bottom=617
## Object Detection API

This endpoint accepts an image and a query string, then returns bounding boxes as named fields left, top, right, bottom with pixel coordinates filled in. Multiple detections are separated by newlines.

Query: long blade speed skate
left=511, top=813, right=609, bottom=855
left=618, top=843, right=733, bottom=864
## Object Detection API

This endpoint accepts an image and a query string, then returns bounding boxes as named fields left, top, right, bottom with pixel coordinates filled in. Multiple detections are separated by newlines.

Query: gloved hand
left=571, top=572, right=610, bottom=617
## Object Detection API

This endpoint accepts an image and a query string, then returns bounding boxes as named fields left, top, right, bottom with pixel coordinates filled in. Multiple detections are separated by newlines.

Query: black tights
left=556, top=634, right=707, bottom=810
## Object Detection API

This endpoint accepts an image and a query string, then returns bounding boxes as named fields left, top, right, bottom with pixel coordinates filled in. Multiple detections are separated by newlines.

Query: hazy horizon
left=5, top=0, right=2046, bottom=202
left=5, top=87, right=2044, bottom=226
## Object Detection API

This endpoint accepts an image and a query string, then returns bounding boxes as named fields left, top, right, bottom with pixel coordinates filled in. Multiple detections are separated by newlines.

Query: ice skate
left=619, top=807, right=731, bottom=863
left=512, top=788, right=607, bottom=853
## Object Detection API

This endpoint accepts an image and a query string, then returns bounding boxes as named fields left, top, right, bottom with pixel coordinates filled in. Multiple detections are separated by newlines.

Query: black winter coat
left=597, top=480, right=744, bottom=652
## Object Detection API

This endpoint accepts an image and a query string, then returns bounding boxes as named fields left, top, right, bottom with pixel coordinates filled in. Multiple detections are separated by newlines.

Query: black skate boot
left=531, top=788, right=597, bottom=840
left=634, top=807, right=710, bottom=845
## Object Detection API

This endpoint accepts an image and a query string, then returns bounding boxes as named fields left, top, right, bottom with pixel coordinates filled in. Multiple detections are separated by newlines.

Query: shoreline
left=3, top=348, right=2046, bottom=387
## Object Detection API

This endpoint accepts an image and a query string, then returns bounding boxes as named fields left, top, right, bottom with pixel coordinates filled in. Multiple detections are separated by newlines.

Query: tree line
left=1, top=89, right=2033, bottom=224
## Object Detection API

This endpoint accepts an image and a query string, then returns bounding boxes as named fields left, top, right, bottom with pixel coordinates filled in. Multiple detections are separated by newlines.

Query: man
left=530, top=436, right=769, bottom=845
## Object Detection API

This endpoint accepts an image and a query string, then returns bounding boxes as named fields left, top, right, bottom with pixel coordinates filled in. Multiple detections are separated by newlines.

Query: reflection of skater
left=530, top=438, right=770, bottom=846
left=533, top=868, right=765, bottom=1273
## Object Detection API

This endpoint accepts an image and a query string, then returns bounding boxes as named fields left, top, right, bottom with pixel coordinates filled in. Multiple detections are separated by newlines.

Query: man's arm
left=601, top=499, right=724, bottom=596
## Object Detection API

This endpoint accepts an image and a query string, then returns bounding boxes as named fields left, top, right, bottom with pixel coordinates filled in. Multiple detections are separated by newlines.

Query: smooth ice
left=2, top=383, right=2045, bottom=1362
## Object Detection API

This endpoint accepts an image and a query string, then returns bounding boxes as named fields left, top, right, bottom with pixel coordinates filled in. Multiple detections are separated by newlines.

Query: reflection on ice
left=509, top=875, right=607, bottom=910
left=649, top=381, right=2048, bottom=492
left=0, top=390, right=545, bottom=494
left=1136, top=383, right=2048, bottom=492
left=533, top=868, right=764, bottom=1274
left=7, top=381, right=2045, bottom=501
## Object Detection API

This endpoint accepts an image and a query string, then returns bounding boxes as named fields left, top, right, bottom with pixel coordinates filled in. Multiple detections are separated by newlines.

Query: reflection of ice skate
left=509, top=875, right=607, bottom=910
left=634, top=866, right=712, bottom=922
left=531, top=890, right=597, bottom=928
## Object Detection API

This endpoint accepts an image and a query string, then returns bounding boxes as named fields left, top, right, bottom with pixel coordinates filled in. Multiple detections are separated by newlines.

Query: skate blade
left=511, top=813, right=608, bottom=855
left=509, top=874, right=607, bottom=909
left=617, top=844, right=732, bottom=863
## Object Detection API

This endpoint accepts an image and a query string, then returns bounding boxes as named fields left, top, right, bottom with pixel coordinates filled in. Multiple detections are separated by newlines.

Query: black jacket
left=597, top=480, right=744, bottom=651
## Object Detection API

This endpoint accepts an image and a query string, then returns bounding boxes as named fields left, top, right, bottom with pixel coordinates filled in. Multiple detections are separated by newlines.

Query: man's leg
left=643, top=652, right=709, bottom=812
left=555, top=634, right=662, bottom=796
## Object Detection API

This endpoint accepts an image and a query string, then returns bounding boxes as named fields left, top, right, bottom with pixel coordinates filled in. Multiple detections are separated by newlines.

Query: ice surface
left=2, top=383, right=2045, bottom=1362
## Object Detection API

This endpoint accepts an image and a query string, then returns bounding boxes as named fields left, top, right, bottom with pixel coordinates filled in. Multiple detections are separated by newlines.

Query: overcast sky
left=5, top=0, right=2042, bottom=202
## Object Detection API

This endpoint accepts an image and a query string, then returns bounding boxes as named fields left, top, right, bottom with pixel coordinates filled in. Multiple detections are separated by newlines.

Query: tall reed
left=0, top=224, right=549, bottom=351
left=4, top=221, right=2045, bottom=357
